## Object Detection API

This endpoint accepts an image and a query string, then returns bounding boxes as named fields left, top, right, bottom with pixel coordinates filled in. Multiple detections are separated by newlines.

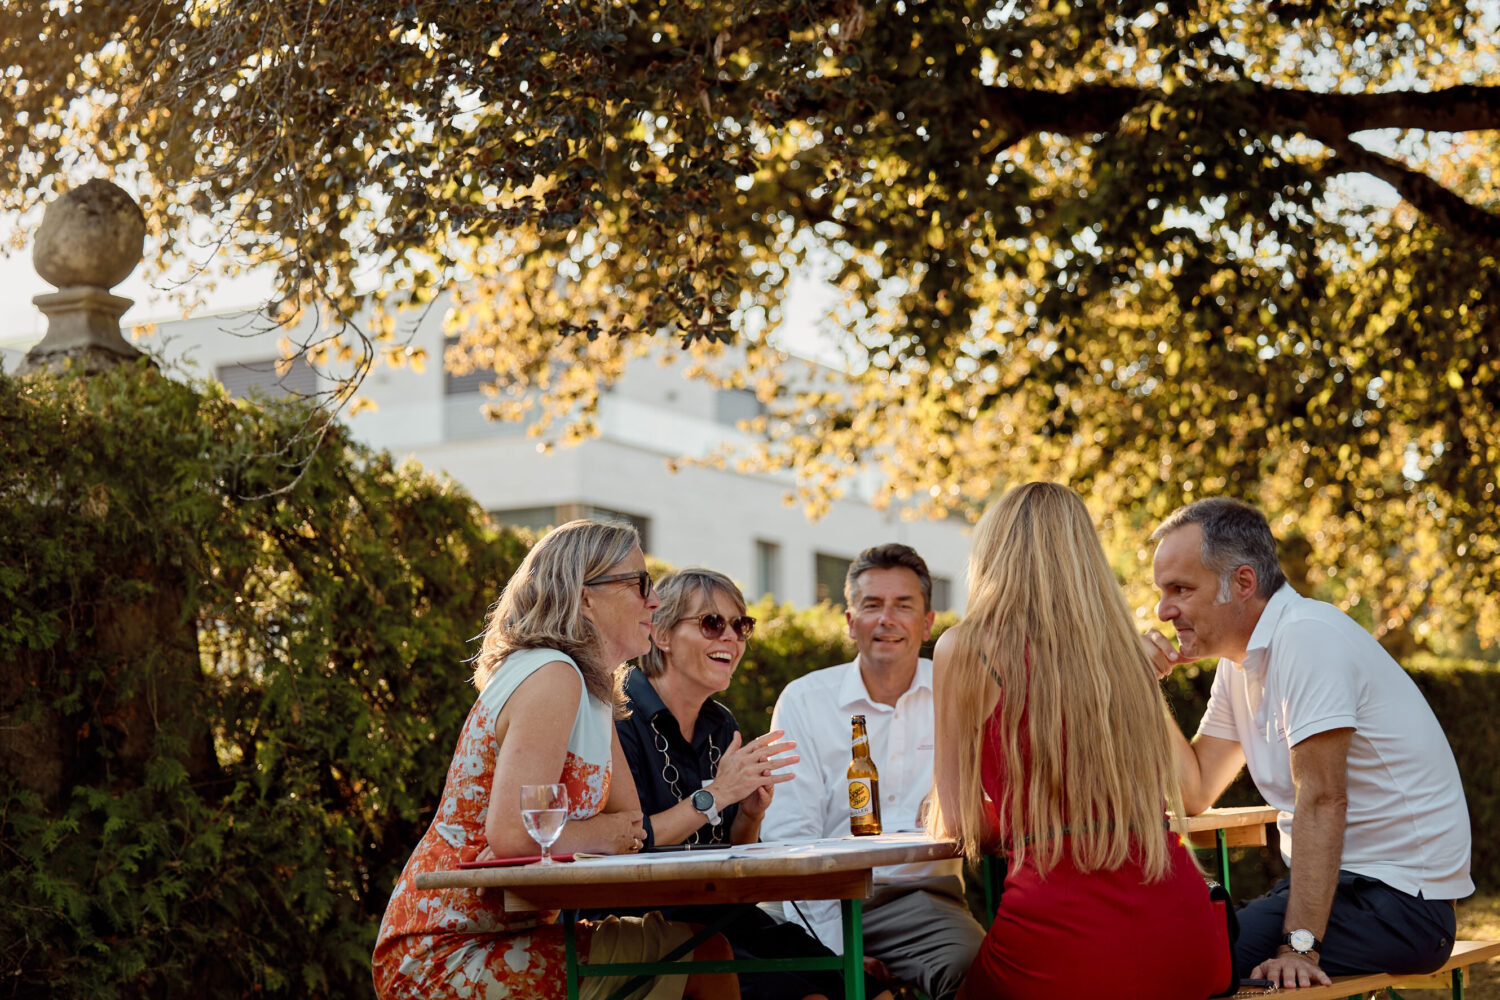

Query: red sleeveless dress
left=967, top=702, right=1232, bottom=999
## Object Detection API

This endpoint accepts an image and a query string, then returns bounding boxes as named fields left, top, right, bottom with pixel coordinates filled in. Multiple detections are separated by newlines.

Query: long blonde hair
left=936, top=482, right=1191, bottom=879
left=472, top=519, right=640, bottom=710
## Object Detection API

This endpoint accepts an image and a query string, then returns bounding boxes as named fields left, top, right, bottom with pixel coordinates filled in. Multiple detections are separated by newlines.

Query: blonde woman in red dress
left=374, top=520, right=738, bottom=1000
left=932, top=483, right=1233, bottom=1000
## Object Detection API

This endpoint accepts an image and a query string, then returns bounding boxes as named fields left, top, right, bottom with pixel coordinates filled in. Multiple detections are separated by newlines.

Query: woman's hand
left=710, top=729, right=798, bottom=809
left=586, top=808, right=647, bottom=854
left=738, top=781, right=774, bottom=820
left=563, top=807, right=646, bottom=854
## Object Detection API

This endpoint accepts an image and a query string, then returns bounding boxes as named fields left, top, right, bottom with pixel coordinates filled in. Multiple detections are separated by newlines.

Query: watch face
left=1289, top=929, right=1316, bottom=952
left=692, top=789, right=713, bottom=810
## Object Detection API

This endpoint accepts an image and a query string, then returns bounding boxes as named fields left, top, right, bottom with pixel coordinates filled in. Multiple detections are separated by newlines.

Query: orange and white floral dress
left=373, top=648, right=612, bottom=999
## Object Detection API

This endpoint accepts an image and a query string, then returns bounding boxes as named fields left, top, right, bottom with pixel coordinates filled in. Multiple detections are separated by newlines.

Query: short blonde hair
left=934, top=482, right=1191, bottom=880
left=472, top=519, right=640, bottom=709
left=638, top=569, right=746, bottom=679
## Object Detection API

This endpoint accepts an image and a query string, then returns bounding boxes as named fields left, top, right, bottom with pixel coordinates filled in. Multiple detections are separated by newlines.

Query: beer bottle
left=847, top=714, right=883, bottom=836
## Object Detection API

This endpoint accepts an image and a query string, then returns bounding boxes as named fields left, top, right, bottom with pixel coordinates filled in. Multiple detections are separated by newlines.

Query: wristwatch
left=1282, top=929, right=1322, bottom=955
left=690, top=788, right=722, bottom=826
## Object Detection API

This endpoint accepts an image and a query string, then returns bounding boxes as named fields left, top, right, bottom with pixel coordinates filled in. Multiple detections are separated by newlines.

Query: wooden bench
left=1231, top=939, right=1500, bottom=998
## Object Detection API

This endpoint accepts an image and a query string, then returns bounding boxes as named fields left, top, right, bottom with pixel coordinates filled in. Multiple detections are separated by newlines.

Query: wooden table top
left=413, top=831, right=958, bottom=910
left=1181, top=805, right=1282, bottom=832
left=411, top=806, right=1280, bottom=911
left=415, top=831, right=954, bottom=889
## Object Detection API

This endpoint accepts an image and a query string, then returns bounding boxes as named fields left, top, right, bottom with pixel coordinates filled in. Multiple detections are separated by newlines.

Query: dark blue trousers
left=1233, top=871, right=1457, bottom=978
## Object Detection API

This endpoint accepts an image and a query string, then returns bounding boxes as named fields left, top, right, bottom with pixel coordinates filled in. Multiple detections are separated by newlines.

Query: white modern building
left=4, top=295, right=972, bottom=610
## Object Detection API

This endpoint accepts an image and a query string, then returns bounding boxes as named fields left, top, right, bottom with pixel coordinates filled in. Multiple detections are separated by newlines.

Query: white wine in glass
left=519, top=783, right=569, bottom=864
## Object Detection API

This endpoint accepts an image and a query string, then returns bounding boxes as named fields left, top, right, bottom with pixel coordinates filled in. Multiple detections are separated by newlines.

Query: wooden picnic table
left=414, top=808, right=1281, bottom=999
left=416, top=831, right=954, bottom=1000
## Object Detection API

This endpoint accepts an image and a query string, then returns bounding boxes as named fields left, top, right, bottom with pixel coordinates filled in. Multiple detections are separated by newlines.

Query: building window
left=216, top=356, right=318, bottom=399
left=489, top=506, right=560, bottom=533
left=715, top=388, right=766, bottom=426
left=489, top=505, right=650, bottom=552
left=930, top=575, right=952, bottom=612
left=754, top=540, right=781, bottom=600
left=585, top=506, right=650, bottom=553
left=545, top=503, right=651, bottom=553
left=814, top=552, right=852, bottom=608
left=445, top=367, right=493, bottom=395
left=444, top=335, right=506, bottom=395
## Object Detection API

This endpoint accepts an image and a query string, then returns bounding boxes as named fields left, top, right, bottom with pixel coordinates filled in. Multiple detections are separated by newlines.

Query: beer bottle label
left=849, top=778, right=875, bottom=817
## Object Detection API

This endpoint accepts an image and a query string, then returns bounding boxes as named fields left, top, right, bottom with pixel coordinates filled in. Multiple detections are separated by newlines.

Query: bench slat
left=1438, top=938, right=1500, bottom=969
left=1229, top=939, right=1500, bottom=999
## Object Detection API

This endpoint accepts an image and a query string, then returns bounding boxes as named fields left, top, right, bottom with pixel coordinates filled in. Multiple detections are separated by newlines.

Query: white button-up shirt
left=763, top=656, right=962, bottom=952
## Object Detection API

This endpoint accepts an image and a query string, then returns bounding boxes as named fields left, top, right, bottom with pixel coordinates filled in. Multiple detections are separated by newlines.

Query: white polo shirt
left=763, top=656, right=962, bottom=952
left=1197, top=585, right=1473, bottom=900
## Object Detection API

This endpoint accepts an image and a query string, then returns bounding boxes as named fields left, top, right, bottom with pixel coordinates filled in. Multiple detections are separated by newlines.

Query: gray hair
left=1151, top=498, right=1286, bottom=602
left=639, top=568, right=747, bottom=679
left=845, top=543, right=932, bottom=611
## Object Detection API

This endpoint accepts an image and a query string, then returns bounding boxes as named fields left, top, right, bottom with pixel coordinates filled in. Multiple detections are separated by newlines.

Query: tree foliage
left=4, top=1, right=1499, bottom=644
left=0, top=365, right=528, bottom=999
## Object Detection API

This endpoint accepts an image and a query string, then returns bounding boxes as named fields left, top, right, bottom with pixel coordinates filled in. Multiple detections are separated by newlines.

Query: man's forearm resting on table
left=1175, top=729, right=1243, bottom=816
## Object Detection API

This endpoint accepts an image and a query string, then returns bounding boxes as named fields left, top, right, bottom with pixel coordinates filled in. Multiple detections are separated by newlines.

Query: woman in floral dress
left=374, top=520, right=738, bottom=1000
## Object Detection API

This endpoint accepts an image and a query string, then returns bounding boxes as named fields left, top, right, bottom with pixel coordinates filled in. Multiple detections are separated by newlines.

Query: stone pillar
left=18, top=178, right=151, bottom=375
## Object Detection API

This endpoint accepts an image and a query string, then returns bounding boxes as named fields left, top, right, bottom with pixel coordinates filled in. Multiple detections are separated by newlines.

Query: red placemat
left=456, top=853, right=576, bottom=868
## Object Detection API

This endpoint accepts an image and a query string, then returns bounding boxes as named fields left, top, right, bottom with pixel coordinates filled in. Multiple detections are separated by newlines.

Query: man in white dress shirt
left=763, top=544, right=984, bottom=1000
left=1144, top=498, right=1471, bottom=990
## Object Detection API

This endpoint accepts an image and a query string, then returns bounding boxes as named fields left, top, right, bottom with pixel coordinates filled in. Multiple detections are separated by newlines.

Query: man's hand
left=1251, top=949, right=1331, bottom=988
left=1141, top=628, right=1186, bottom=680
left=863, top=955, right=892, bottom=982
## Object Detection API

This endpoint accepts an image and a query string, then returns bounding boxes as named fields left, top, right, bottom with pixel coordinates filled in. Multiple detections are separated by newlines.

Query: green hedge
left=1412, top=664, right=1500, bottom=897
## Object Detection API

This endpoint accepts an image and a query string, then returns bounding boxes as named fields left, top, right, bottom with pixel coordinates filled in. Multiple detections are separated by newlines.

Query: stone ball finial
left=32, top=179, right=147, bottom=290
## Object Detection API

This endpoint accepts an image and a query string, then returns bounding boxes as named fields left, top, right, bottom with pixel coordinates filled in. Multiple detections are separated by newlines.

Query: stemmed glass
left=519, top=783, right=570, bottom=865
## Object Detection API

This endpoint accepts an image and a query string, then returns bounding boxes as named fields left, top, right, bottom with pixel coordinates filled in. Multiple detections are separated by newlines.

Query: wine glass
left=519, top=783, right=570, bottom=864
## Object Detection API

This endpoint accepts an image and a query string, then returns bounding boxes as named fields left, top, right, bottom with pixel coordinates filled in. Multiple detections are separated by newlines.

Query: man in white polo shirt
left=763, top=543, right=983, bottom=1000
left=1144, top=498, right=1472, bottom=990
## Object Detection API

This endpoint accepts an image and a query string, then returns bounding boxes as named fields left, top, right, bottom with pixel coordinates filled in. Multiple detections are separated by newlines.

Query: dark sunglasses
left=583, top=569, right=653, bottom=598
left=676, top=612, right=756, bottom=642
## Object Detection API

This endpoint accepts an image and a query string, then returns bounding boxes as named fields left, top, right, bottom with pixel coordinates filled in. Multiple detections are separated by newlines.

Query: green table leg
left=564, top=912, right=581, bottom=1000
left=1215, top=829, right=1231, bottom=894
left=842, top=898, right=867, bottom=1000
left=980, top=854, right=1006, bottom=927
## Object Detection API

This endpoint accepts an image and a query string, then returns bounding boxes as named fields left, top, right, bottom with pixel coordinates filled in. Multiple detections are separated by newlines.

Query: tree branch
left=969, top=82, right=1500, bottom=152
left=1323, top=140, right=1500, bottom=256
left=973, top=82, right=1156, bottom=147
left=1263, top=84, right=1500, bottom=136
